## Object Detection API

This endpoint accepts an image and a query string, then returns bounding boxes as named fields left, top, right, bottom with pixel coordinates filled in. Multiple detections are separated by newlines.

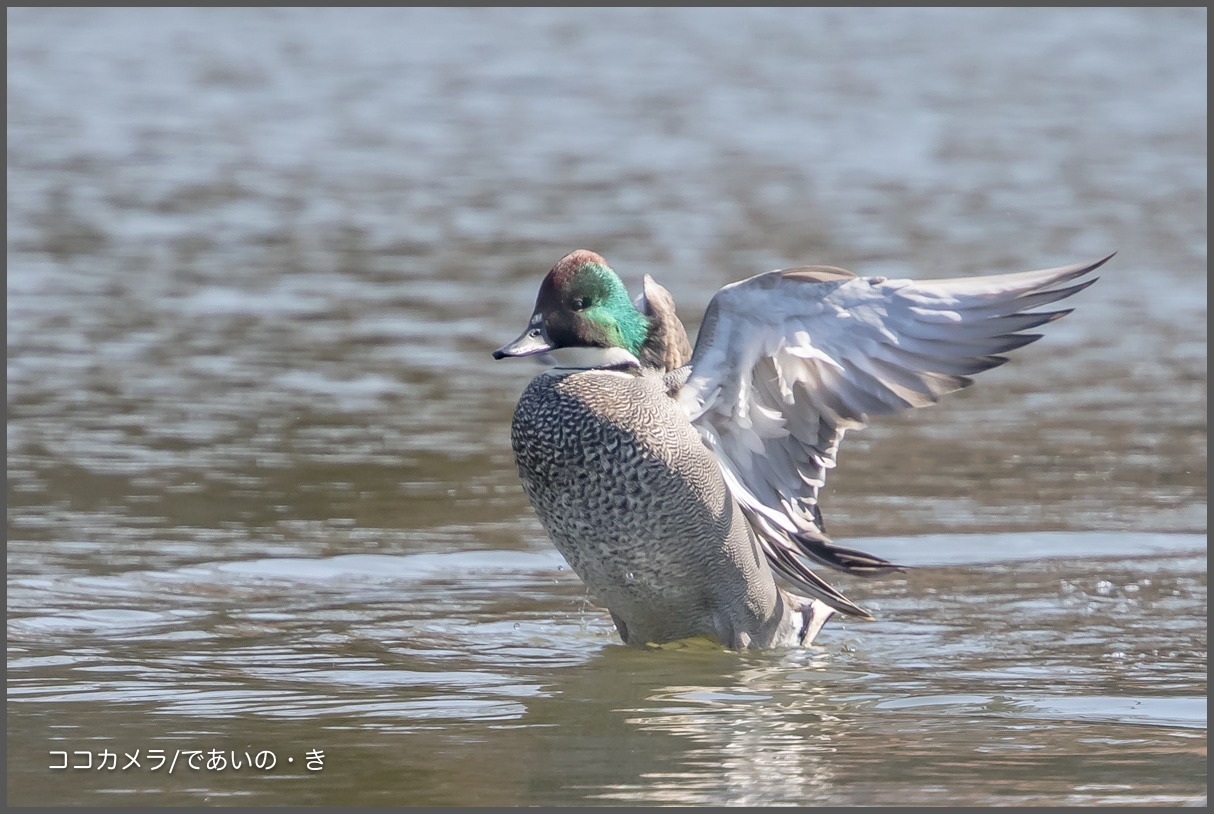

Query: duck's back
left=510, top=366, right=790, bottom=647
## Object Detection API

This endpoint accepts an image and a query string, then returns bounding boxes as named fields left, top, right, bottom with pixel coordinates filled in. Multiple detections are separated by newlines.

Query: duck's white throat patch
left=547, top=346, right=642, bottom=370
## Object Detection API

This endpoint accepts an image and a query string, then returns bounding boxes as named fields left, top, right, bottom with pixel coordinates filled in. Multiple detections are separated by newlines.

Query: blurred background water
left=6, top=7, right=1206, bottom=807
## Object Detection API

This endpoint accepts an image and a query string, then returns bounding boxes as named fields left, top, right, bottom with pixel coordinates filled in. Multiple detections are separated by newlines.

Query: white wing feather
left=678, top=255, right=1110, bottom=617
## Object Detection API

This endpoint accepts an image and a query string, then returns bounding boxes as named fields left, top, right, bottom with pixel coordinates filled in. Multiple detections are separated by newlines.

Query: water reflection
left=8, top=534, right=1206, bottom=805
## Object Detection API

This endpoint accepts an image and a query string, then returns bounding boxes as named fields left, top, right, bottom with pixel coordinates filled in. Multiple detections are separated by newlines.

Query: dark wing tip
left=1052, top=253, right=1115, bottom=282
left=768, top=547, right=875, bottom=619
left=791, top=532, right=908, bottom=577
left=1070, top=275, right=1101, bottom=296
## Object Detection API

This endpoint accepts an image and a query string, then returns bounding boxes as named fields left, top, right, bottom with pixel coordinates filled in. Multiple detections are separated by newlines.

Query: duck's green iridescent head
left=493, top=250, right=650, bottom=364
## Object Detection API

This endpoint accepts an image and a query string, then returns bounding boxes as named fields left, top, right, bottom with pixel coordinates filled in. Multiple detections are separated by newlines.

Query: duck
left=493, top=249, right=1110, bottom=650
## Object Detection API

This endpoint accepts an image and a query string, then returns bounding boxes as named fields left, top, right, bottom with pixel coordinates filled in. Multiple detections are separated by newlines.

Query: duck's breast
left=510, top=368, right=777, bottom=640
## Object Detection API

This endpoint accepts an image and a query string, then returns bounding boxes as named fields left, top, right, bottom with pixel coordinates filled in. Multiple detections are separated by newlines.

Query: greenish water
left=7, top=7, right=1206, bottom=807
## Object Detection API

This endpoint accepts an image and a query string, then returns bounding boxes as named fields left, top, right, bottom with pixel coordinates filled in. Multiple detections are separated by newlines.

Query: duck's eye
left=572, top=297, right=590, bottom=311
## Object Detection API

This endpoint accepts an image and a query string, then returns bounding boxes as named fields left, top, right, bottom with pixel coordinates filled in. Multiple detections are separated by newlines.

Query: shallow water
left=6, top=7, right=1207, bottom=807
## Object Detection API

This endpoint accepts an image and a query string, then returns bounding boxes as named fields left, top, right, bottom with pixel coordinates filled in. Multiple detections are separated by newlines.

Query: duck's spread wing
left=678, top=255, right=1110, bottom=617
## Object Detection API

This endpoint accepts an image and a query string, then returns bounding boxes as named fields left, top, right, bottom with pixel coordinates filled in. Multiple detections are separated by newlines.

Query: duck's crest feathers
left=635, top=274, right=693, bottom=371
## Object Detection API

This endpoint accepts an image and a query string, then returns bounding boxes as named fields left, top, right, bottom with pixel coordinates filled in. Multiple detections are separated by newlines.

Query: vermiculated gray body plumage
left=511, top=365, right=809, bottom=649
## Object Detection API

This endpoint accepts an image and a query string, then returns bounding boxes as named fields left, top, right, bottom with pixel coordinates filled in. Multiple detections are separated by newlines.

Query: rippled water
left=7, top=7, right=1207, bottom=807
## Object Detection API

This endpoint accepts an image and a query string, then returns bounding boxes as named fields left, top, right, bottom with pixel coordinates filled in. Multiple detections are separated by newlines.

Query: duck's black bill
left=493, top=325, right=555, bottom=359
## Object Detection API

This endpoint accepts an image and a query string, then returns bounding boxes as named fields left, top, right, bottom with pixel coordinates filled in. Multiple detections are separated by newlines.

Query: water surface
left=7, top=7, right=1207, bottom=807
